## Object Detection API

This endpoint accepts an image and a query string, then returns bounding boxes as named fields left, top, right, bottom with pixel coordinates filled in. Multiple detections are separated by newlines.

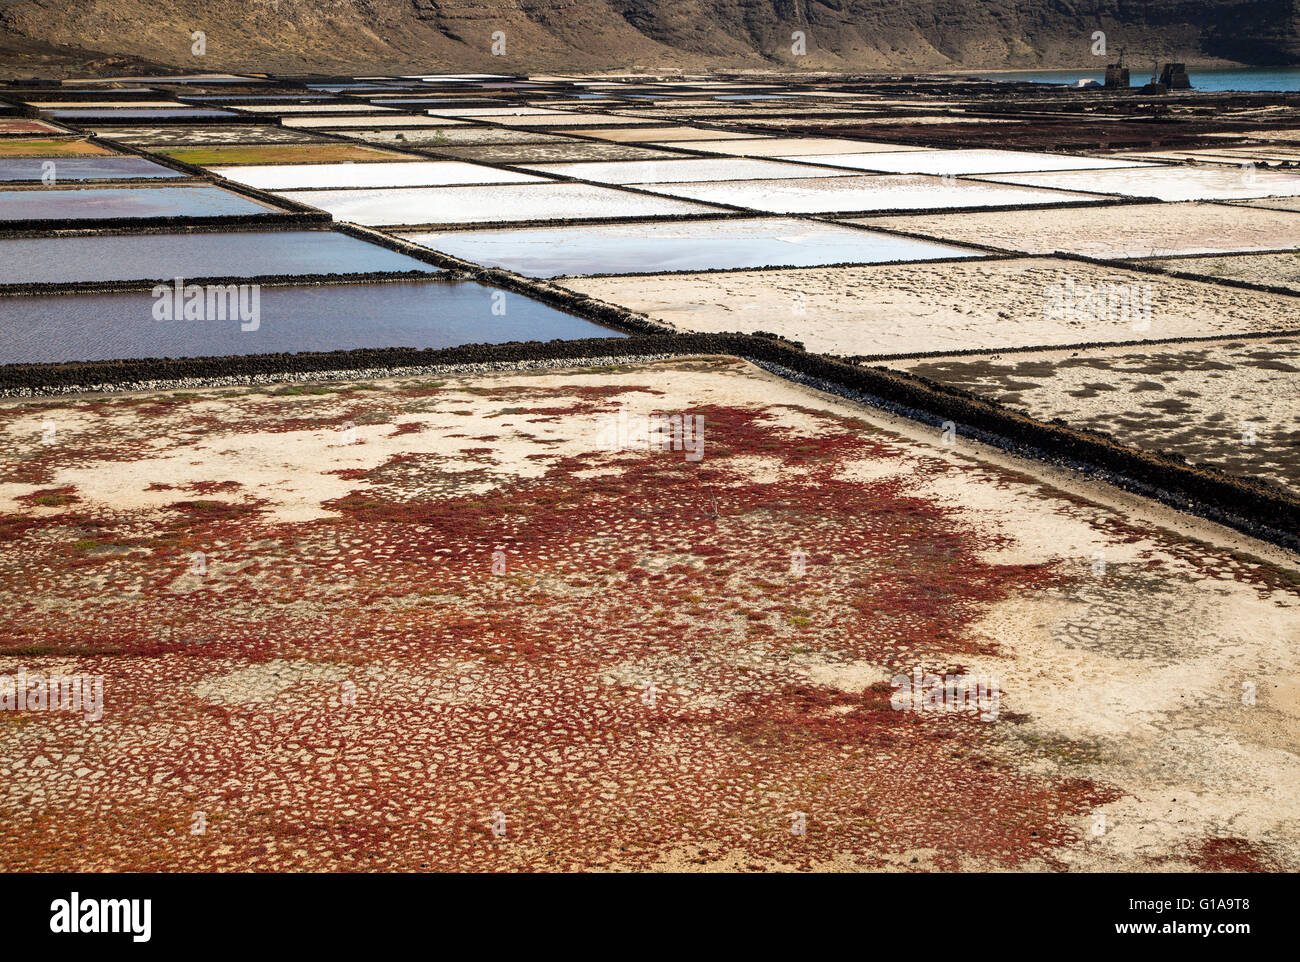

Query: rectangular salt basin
left=159, top=144, right=411, bottom=166
left=0, top=185, right=285, bottom=222
left=338, top=127, right=567, bottom=147
left=654, top=139, right=894, bottom=159
left=180, top=94, right=337, bottom=102
left=235, top=104, right=399, bottom=113
left=368, top=97, right=508, bottom=106
left=434, top=143, right=683, bottom=164
left=400, top=217, right=983, bottom=277
left=844, top=202, right=1300, bottom=259
left=972, top=166, right=1300, bottom=201
left=1109, top=147, right=1300, bottom=166
left=0, top=120, right=67, bottom=135
left=428, top=107, right=570, bottom=117
left=216, top=161, right=543, bottom=190
left=577, top=127, right=762, bottom=142
left=632, top=175, right=1106, bottom=214
left=893, top=338, right=1300, bottom=497
left=0, top=156, right=183, bottom=182
left=798, top=148, right=1156, bottom=176
left=93, top=125, right=330, bottom=146
left=0, top=230, right=439, bottom=286
left=282, top=182, right=720, bottom=226
left=518, top=157, right=858, bottom=184
left=561, top=259, right=1300, bottom=357
left=47, top=108, right=238, bottom=120
left=28, top=100, right=189, bottom=108
left=0, top=139, right=115, bottom=158
left=280, top=115, right=460, bottom=128
left=1139, top=252, right=1300, bottom=295
left=0, top=280, right=624, bottom=365
left=1231, top=196, right=1300, bottom=213
left=493, top=113, right=659, bottom=127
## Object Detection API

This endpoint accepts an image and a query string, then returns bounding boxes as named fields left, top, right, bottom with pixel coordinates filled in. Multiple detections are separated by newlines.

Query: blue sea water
left=971, top=66, right=1300, bottom=92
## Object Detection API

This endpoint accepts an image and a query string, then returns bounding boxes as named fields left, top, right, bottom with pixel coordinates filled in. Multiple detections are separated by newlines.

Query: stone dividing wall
left=2, top=331, right=1296, bottom=552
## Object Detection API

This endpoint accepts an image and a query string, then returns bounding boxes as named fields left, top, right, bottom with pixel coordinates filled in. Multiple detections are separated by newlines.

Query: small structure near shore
left=1160, top=63, right=1192, bottom=89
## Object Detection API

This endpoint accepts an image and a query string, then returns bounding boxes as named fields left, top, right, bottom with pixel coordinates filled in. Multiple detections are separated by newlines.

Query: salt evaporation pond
left=974, top=166, right=1300, bottom=202
left=401, top=217, right=982, bottom=277
left=217, top=160, right=541, bottom=190
left=798, top=148, right=1154, bottom=176
left=234, top=104, right=398, bottom=114
left=845, top=202, right=1300, bottom=258
left=519, top=157, right=855, bottom=184
left=633, top=174, right=1105, bottom=214
left=99, top=125, right=328, bottom=146
left=283, top=182, right=718, bottom=226
left=0, top=185, right=286, bottom=222
left=661, top=138, right=921, bottom=157
left=0, top=230, right=439, bottom=286
left=0, top=280, right=624, bottom=364
left=47, top=108, right=238, bottom=120
left=0, top=156, right=184, bottom=182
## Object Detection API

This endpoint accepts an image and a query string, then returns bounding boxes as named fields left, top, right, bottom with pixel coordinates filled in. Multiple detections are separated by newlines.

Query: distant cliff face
left=0, top=0, right=1294, bottom=76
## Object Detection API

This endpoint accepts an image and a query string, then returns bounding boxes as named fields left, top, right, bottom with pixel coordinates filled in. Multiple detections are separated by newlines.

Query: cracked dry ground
left=0, top=357, right=1297, bottom=872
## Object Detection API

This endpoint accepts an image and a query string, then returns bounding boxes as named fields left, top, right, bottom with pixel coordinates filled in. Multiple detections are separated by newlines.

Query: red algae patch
left=1191, top=837, right=1280, bottom=873
left=0, top=358, right=1296, bottom=871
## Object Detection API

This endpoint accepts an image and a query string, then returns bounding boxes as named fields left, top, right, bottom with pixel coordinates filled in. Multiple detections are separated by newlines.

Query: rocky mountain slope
left=0, top=0, right=1295, bottom=77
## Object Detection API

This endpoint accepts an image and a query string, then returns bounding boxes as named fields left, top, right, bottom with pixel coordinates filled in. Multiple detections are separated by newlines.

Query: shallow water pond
left=0, top=156, right=184, bottom=182
left=219, top=160, right=541, bottom=190
left=402, top=217, right=982, bottom=277
left=0, top=280, right=623, bottom=364
left=0, top=185, right=285, bottom=222
left=800, top=148, right=1154, bottom=176
left=0, top=230, right=440, bottom=286
left=47, top=108, right=238, bottom=120
left=974, top=166, right=1300, bottom=202
left=635, top=174, right=1105, bottom=214
left=519, top=157, right=856, bottom=184
left=283, top=182, right=717, bottom=226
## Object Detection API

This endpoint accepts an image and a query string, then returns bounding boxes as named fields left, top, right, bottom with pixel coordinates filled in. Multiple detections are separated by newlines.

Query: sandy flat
left=1230, top=196, right=1300, bottom=213
left=1140, top=252, right=1300, bottom=294
left=560, top=259, right=1300, bottom=355
left=2, top=357, right=1297, bottom=872
left=848, top=202, right=1300, bottom=258
left=895, top=336, right=1300, bottom=496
